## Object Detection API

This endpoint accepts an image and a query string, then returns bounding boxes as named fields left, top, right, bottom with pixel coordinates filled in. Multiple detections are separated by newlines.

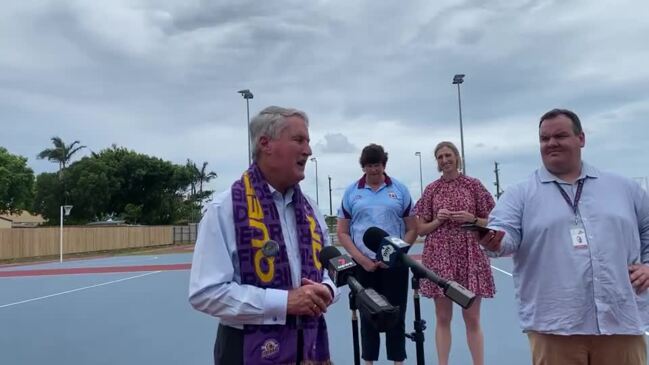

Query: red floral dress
left=413, top=175, right=496, bottom=299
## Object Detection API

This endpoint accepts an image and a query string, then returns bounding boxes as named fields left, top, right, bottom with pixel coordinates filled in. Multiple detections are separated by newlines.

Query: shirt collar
left=267, top=183, right=295, bottom=202
left=539, top=161, right=600, bottom=183
left=357, top=174, right=392, bottom=189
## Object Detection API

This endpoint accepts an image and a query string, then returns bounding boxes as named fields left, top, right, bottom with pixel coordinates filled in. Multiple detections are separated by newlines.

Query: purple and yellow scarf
left=232, top=163, right=331, bottom=365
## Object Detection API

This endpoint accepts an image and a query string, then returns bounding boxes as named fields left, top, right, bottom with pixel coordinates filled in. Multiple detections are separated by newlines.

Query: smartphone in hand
left=460, top=223, right=492, bottom=238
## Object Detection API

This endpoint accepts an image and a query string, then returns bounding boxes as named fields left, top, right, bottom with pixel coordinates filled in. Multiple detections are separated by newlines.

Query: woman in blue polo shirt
left=337, top=143, right=418, bottom=365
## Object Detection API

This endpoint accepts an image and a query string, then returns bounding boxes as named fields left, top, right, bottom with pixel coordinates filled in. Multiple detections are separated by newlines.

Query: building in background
left=0, top=211, right=46, bottom=228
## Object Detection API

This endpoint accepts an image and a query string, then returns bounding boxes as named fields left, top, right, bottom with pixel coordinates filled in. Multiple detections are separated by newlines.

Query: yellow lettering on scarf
left=307, top=215, right=322, bottom=270
left=243, top=173, right=275, bottom=283
left=243, top=173, right=263, bottom=220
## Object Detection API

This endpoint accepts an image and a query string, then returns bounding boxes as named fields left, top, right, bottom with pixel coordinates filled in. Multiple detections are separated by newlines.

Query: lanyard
left=553, top=179, right=585, bottom=224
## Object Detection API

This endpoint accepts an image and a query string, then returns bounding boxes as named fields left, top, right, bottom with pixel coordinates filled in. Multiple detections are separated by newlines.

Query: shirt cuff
left=262, top=288, right=288, bottom=325
left=321, top=278, right=339, bottom=303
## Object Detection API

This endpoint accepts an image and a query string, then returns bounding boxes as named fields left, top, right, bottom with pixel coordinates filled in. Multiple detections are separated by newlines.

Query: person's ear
left=259, top=136, right=272, bottom=155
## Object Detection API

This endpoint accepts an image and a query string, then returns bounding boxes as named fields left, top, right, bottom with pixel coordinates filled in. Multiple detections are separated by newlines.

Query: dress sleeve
left=473, top=179, right=495, bottom=218
left=414, top=183, right=435, bottom=221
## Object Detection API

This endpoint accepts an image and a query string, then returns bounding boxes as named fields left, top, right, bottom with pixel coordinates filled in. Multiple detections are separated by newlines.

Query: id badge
left=570, top=224, right=589, bottom=248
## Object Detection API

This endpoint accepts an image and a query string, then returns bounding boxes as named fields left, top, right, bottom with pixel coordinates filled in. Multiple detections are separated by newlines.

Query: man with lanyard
left=479, top=108, right=649, bottom=364
left=189, top=106, right=338, bottom=365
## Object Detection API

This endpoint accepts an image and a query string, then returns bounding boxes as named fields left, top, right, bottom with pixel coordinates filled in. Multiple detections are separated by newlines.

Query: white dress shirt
left=189, top=185, right=339, bottom=328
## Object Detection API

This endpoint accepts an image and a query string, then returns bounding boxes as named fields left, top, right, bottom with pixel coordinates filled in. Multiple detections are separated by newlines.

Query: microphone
left=362, top=227, right=476, bottom=309
left=319, top=246, right=400, bottom=331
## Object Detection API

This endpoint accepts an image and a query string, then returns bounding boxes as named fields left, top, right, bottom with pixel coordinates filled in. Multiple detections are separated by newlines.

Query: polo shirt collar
left=357, top=174, right=392, bottom=189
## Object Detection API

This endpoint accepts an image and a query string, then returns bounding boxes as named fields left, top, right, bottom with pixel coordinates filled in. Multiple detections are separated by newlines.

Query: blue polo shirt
left=338, top=174, right=413, bottom=259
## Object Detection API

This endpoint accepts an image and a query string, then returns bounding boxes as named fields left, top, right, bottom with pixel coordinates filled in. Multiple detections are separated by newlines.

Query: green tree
left=32, top=172, right=63, bottom=223
left=196, top=161, right=217, bottom=195
left=37, top=136, right=86, bottom=174
left=184, top=159, right=216, bottom=221
left=61, top=146, right=192, bottom=224
left=0, top=147, right=35, bottom=214
left=185, top=160, right=216, bottom=195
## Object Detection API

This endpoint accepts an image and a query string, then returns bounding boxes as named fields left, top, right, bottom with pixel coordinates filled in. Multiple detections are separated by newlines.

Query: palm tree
left=197, top=161, right=217, bottom=194
left=37, top=136, right=86, bottom=175
left=186, top=159, right=199, bottom=196
left=185, top=160, right=217, bottom=196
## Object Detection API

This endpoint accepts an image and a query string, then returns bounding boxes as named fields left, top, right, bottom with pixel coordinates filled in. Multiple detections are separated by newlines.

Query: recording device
left=319, top=246, right=400, bottom=331
left=362, top=227, right=476, bottom=309
left=460, top=223, right=492, bottom=238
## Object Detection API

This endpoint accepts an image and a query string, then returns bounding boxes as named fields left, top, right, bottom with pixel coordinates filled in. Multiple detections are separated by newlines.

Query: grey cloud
left=1, top=0, right=648, bottom=189
left=315, top=133, right=357, bottom=154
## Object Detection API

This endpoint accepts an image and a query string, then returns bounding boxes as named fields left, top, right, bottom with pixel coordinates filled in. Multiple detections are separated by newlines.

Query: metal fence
left=173, top=223, right=197, bottom=244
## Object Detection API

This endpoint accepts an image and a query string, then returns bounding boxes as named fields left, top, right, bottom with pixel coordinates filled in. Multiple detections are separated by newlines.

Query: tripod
left=349, top=290, right=361, bottom=365
left=405, top=272, right=426, bottom=365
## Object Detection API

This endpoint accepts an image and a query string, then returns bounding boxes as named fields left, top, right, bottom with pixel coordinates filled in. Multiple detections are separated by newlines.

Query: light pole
left=452, top=74, right=466, bottom=174
left=415, top=152, right=423, bottom=196
left=60, top=204, right=73, bottom=263
left=310, top=157, right=319, bottom=205
left=328, top=175, right=333, bottom=216
left=237, top=89, right=254, bottom=166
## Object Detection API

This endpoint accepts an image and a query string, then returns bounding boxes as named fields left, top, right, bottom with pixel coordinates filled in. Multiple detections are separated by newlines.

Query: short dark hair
left=539, top=108, right=583, bottom=135
left=359, top=143, right=388, bottom=167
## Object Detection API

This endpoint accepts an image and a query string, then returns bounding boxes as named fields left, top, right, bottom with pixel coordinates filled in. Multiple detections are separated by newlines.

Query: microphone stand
left=405, top=272, right=426, bottom=365
left=349, top=290, right=361, bottom=365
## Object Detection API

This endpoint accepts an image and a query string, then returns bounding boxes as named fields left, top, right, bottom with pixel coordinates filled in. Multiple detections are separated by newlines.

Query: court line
left=491, top=265, right=513, bottom=277
left=491, top=265, right=649, bottom=337
left=0, top=271, right=161, bottom=309
left=0, top=263, right=190, bottom=277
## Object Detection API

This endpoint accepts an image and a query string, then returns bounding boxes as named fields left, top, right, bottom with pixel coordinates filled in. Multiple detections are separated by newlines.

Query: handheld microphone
left=362, top=227, right=476, bottom=309
left=319, top=246, right=400, bottom=331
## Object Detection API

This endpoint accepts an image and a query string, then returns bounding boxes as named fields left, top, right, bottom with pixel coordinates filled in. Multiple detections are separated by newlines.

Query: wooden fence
left=0, top=226, right=174, bottom=260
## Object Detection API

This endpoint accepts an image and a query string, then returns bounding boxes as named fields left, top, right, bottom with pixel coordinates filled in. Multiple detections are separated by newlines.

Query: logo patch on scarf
left=261, top=338, right=280, bottom=359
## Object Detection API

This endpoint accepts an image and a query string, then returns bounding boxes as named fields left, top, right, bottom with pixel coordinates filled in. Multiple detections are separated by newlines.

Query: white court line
left=491, top=265, right=513, bottom=277
left=491, top=265, right=649, bottom=337
left=0, top=271, right=161, bottom=309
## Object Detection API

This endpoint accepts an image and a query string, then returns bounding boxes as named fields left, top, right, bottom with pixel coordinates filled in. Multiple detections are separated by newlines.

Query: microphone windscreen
left=319, top=246, right=342, bottom=265
left=362, top=226, right=389, bottom=252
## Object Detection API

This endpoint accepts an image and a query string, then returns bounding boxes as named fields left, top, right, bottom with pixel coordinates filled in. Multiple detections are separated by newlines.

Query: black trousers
left=213, top=321, right=304, bottom=365
left=355, top=265, right=410, bottom=362
left=214, top=324, right=243, bottom=365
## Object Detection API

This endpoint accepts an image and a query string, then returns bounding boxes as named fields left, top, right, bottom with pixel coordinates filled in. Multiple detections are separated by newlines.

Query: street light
left=328, top=175, right=333, bottom=216
left=60, top=204, right=73, bottom=263
left=310, top=157, right=319, bottom=205
left=237, top=89, right=254, bottom=166
left=452, top=74, right=466, bottom=174
left=414, top=152, right=423, bottom=196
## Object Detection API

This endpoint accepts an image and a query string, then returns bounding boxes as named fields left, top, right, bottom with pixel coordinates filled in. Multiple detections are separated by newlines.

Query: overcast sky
left=2, top=0, right=648, bottom=213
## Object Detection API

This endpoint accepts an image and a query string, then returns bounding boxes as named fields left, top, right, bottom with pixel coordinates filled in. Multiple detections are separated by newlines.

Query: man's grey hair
left=250, top=106, right=309, bottom=161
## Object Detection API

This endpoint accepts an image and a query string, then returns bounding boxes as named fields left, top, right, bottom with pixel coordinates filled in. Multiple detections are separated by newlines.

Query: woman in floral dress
left=413, top=141, right=496, bottom=365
